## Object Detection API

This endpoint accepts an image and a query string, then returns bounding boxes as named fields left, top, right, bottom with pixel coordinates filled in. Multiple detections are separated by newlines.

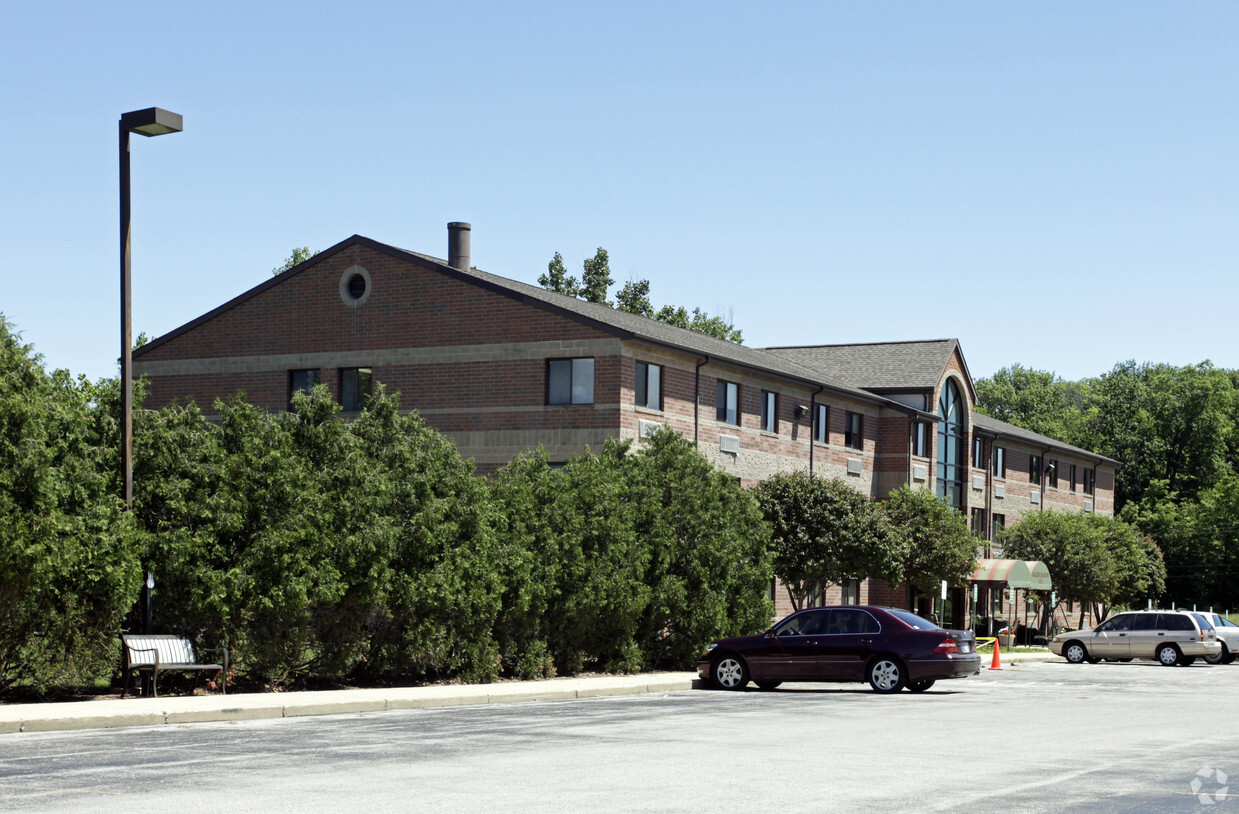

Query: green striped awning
left=970, top=559, right=1052, bottom=590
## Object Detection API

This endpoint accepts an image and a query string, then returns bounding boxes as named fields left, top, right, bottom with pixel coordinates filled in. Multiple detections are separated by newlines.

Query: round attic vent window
left=338, top=265, right=372, bottom=308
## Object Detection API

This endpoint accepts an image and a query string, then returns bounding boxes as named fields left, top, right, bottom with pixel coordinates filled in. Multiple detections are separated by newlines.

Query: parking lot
left=1, top=660, right=1236, bottom=813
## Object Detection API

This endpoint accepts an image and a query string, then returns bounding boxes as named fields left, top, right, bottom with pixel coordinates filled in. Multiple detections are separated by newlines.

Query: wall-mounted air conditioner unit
left=638, top=420, right=661, bottom=439
left=847, top=458, right=863, bottom=476
left=995, top=484, right=1005, bottom=499
left=719, top=435, right=740, bottom=454
left=972, top=476, right=985, bottom=491
left=913, top=464, right=928, bottom=481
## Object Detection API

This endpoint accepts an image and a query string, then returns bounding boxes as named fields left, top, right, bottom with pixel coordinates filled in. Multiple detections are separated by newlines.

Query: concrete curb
left=0, top=673, right=698, bottom=735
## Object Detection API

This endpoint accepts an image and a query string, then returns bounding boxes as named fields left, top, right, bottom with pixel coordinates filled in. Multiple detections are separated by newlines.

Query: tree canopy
left=272, top=246, right=319, bottom=276
left=0, top=316, right=140, bottom=692
left=753, top=472, right=904, bottom=611
left=977, top=359, right=1239, bottom=612
left=998, top=511, right=1163, bottom=625
left=541, top=249, right=743, bottom=343
left=883, top=486, right=978, bottom=594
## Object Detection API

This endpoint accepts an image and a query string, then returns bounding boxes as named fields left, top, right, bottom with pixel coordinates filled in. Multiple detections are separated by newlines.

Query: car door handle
left=1119, top=633, right=1126, bottom=637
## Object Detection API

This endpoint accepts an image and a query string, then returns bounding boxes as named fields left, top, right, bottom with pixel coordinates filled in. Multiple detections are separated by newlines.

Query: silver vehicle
left=1050, top=610, right=1221, bottom=666
left=1199, top=613, right=1239, bottom=664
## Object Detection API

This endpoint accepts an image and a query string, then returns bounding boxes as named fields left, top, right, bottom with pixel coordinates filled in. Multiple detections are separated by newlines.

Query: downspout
left=694, top=356, right=710, bottom=448
left=808, top=385, right=823, bottom=476
left=908, top=413, right=915, bottom=489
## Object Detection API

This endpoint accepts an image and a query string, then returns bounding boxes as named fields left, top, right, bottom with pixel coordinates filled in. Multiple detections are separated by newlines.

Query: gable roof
left=761, top=339, right=968, bottom=392
left=972, top=412, right=1120, bottom=466
left=133, top=235, right=929, bottom=417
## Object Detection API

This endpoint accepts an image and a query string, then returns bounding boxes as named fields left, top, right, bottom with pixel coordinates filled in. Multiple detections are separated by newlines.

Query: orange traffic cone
left=989, top=639, right=1003, bottom=671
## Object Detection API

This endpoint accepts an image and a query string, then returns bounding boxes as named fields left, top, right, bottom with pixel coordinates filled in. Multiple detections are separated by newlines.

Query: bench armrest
left=198, top=647, right=229, bottom=664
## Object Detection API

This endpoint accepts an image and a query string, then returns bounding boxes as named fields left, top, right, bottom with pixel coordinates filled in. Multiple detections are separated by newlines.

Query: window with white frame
left=814, top=404, right=828, bottom=444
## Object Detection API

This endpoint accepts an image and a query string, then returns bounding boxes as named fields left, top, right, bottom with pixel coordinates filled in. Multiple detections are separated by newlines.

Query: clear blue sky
left=3, top=2, right=1236, bottom=384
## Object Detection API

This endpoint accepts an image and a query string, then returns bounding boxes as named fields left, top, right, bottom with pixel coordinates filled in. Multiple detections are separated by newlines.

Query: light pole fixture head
left=121, top=107, right=183, bottom=137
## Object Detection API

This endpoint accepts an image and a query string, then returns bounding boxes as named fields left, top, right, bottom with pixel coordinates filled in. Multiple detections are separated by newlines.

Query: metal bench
left=120, top=634, right=228, bottom=698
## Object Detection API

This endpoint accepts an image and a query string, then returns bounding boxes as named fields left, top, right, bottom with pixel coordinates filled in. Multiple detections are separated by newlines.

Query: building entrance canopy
left=969, top=559, right=1052, bottom=590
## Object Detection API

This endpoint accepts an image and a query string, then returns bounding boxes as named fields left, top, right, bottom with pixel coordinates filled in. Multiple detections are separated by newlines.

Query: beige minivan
left=1050, top=610, right=1221, bottom=666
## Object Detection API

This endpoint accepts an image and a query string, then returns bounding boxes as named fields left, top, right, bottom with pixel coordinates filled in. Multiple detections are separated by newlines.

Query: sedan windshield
left=886, top=608, right=941, bottom=630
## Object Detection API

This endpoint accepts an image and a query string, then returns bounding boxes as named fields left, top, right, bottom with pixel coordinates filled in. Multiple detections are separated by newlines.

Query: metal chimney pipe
left=448, top=222, right=471, bottom=270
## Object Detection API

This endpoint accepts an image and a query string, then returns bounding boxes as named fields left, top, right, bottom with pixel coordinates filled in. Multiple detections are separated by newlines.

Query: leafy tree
left=653, top=305, right=743, bottom=344
left=488, top=450, right=568, bottom=678
left=974, top=364, right=1088, bottom=445
left=489, top=442, right=648, bottom=675
left=272, top=246, right=319, bottom=276
left=627, top=428, right=773, bottom=668
left=544, top=250, right=743, bottom=342
left=1089, top=514, right=1165, bottom=614
left=615, top=279, right=653, bottom=318
left=883, top=486, right=978, bottom=594
left=134, top=383, right=501, bottom=687
left=580, top=248, right=613, bottom=305
left=1085, top=361, right=1235, bottom=509
left=998, top=512, right=1117, bottom=628
left=754, top=472, right=904, bottom=611
left=0, top=316, right=140, bottom=693
left=491, top=430, right=773, bottom=675
left=351, top=386, right=501, bottom=684
left=538, top=252, right=579, bottom=297
left=1133, top=474, right=1239, bottom=610
left=536, top=247, right=613, bottom=304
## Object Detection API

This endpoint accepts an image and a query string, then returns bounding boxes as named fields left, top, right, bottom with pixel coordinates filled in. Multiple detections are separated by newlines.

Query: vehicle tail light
left=934, top=637, right=959, bottom=654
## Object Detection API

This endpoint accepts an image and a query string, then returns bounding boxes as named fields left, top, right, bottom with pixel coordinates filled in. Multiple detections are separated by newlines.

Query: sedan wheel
left=1063, top=642, right=1088, bottom=664
left=867, top=657, right=907, bottom=693
left=908, top=679, right=936, bottom=693
left=1204, top=644, right=1229, bottom=665
left=712, top=655, right=749, bottom=690
left=1156, top=643, right=1181, bottom=666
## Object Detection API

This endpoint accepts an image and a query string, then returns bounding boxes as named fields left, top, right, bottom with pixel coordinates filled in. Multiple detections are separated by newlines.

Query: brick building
left=134, top=224, right=1117, bottom=631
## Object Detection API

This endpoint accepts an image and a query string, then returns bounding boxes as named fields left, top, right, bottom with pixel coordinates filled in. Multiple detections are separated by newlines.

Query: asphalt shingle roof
left=761, top=340, right=962, bottom=390
left=971, top=412, right=1119, bottom=465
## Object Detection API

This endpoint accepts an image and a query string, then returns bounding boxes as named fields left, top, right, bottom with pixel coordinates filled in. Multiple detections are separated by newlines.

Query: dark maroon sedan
left=697, top=605, right=982, bottom=693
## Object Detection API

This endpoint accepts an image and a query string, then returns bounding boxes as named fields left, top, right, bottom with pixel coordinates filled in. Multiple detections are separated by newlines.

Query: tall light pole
left=120, top=107, right=182, bottom=509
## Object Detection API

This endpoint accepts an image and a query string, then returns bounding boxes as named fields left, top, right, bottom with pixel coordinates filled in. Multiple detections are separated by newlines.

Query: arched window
left=937, top=379, right=964, bottom=509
